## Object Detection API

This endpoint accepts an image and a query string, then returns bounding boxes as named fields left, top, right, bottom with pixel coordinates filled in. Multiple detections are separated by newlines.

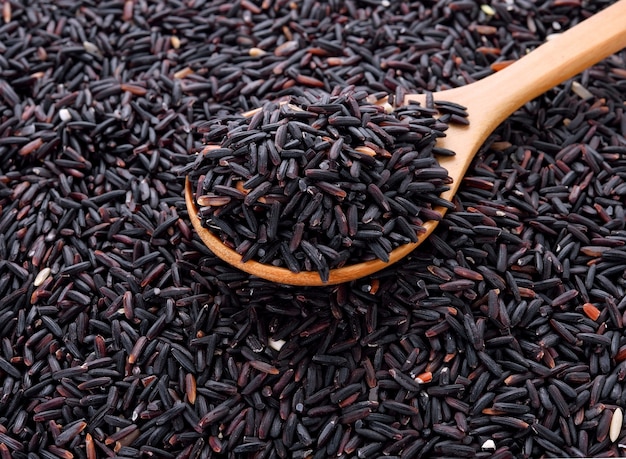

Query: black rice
left=0, top=1, right=625, bottom=459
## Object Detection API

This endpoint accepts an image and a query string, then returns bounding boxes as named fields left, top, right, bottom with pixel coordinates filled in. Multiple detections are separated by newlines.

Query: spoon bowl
left=186, top=0, right=626, bottom=286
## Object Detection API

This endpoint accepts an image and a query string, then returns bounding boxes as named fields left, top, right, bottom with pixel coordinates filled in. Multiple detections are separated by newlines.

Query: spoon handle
left=436, top=0, right=626, bottom=132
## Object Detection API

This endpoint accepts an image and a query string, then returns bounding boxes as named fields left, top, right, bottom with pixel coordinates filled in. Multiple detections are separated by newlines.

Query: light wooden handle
left=425, top=0, right=626, bottom=134
left=480, top=0, right=626, bottom=125
left=404, top=0, right=626, bottom=215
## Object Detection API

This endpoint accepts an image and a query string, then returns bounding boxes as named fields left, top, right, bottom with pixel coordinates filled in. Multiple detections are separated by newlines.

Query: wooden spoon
left=186, top=0, right=626, bottom=286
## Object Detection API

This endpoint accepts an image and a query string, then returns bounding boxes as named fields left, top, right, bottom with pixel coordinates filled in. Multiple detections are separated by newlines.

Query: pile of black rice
left=189, top=89, right=466, bottom=281
left=0, top=1, right=625, bottom=458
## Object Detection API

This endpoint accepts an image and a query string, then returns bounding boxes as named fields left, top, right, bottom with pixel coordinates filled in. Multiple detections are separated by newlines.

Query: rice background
left=0, top=0, right=625, bottom=458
